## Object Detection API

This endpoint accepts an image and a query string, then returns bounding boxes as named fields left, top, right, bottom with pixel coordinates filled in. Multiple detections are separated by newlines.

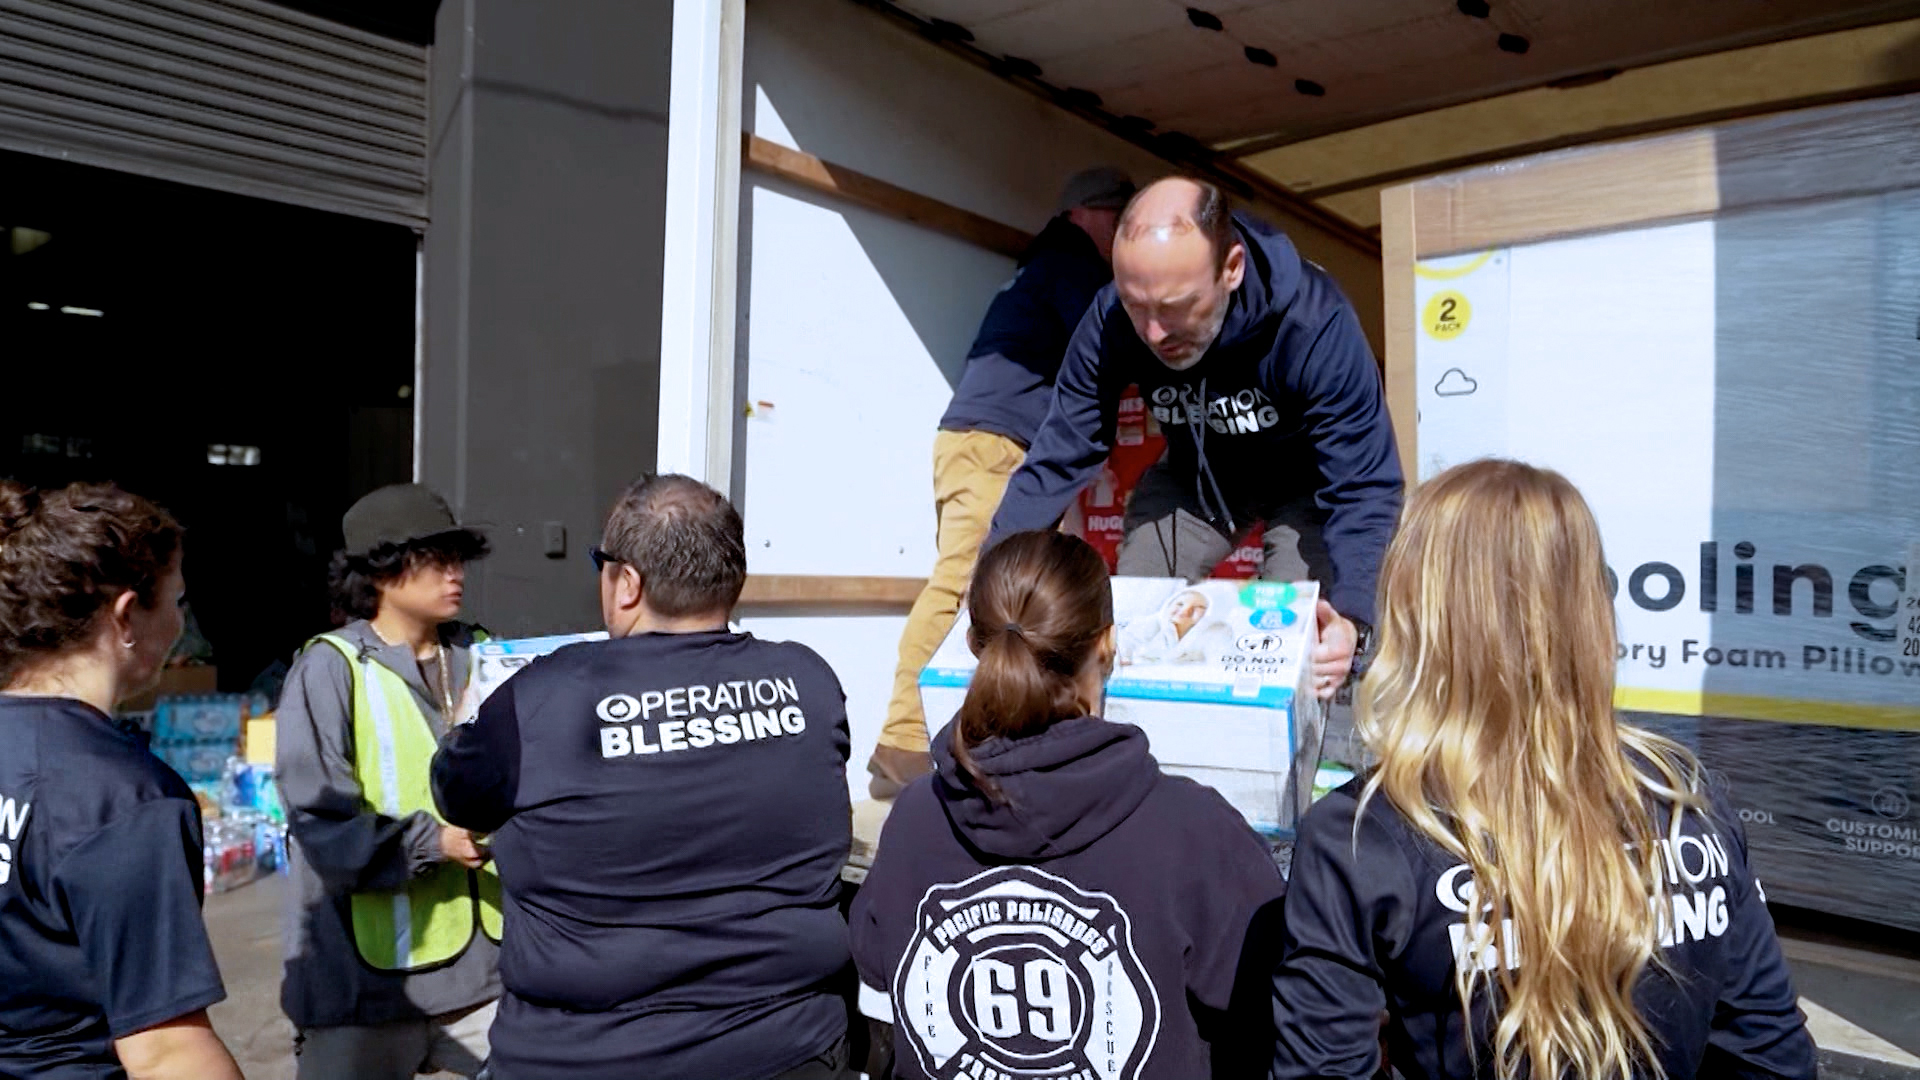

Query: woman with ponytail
left=1270, top=459, right=1816, bottom=1080
left=851, top=530, right=1285, bottom=1080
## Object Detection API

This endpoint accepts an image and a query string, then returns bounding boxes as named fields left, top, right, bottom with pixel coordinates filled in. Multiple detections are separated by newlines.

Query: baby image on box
left=1113, top=579, right=1257, bottom=676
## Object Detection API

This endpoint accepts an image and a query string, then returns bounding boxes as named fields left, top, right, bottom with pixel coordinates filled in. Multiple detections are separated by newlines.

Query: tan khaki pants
left=878, top=429, right=1025, bottom=753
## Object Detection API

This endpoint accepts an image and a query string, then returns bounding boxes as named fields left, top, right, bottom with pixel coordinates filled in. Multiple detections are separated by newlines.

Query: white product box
left=455, top=631, right=609, bottom=726
left=920, top=577, right=1323, bottom=836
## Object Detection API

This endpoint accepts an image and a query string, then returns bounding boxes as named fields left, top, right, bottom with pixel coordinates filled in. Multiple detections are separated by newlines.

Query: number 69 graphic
left=968, top=956, right=1074, bottom=1042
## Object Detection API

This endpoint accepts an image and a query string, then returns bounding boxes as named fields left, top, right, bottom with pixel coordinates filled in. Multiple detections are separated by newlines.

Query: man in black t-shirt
left=433, top=475, right=854, bottom=1080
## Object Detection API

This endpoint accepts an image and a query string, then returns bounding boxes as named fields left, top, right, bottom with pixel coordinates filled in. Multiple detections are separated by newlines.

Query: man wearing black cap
left=275, top=484, right=501, bottom=1080
left=870, top=165, right=1137, bottom=797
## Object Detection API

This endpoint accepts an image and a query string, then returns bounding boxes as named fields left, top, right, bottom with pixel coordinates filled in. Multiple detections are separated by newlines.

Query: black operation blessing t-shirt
left=0, top=696, right=227, bottom=1080
left=1272, top=775, right=1817, bottom=1080
left=432, top=629, right=854, bottom=1080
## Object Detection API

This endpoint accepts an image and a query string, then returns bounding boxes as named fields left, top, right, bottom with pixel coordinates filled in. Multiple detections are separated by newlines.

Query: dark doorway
left=0, top=150, right=417, bottom=693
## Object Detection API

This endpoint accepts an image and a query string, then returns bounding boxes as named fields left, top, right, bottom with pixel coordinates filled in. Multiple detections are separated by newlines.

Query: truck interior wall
left=423, top=0, right=673, bottom=637
left=736, top=0, right=1384, bottom=798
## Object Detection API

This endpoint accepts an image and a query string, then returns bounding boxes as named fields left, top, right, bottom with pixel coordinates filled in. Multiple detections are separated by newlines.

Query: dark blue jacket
left=940, top=215, right=1113, bottom=447
left=986, top=214, right=1401, bottom=623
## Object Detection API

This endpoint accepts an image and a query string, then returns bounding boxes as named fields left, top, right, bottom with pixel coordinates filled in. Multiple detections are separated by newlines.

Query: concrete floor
left=204, top=873, right=298, bottom=1080
left=203, top=874, right=462, bottom=1080
left=204, top=873, right=1919, bottom=1079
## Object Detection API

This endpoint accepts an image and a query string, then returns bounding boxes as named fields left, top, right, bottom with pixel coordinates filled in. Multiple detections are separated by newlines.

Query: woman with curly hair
left=0, top=479, right=243, bottom=1080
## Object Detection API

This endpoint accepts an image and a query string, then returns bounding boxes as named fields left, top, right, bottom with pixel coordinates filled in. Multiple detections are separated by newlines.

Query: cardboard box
left=154, top=695, right=245, bottom=743
left=920, top=577, right=1323, bottom=836
left=244, top=713, right=276, bottom=765
left=121, top=664, right=218, bottom=713
left=455, top=631, right=610, bottom=725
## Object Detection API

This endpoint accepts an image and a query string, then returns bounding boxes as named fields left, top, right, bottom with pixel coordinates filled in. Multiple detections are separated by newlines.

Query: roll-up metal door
left=0, top=0, right=427, bottom=226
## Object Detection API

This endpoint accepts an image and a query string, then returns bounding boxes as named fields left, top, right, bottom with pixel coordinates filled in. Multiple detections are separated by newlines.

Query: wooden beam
left=1395, top=90, right=1920, bottom=258
left=1404, top=128, right=1720, bottom=259
left=1378, top=185, right=1418, bottom=488
left=743, top=134, right=1033, bottom=260
left=736, top=574, right=926, bottom=610
left=1291, top=79, right=1920, bottom=201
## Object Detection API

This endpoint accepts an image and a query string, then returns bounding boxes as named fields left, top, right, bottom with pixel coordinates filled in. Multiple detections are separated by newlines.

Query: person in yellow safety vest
left=275, top=484, right=501, bottom=1080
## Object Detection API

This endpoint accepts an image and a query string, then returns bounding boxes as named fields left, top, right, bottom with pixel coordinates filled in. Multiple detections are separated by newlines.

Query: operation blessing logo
left=1437, top=829, right=1738, bottom=973
left=894, top=866, right=1159, bottom=1080
left=1148, top=383, right=1281, bottom=436
left=595, top=676, right=808, bottom=759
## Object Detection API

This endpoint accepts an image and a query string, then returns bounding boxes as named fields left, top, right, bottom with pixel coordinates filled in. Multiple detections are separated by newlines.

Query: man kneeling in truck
left=987, top=176, right=1402, bottom=713
left=433, top=475, right=855, bottom=1080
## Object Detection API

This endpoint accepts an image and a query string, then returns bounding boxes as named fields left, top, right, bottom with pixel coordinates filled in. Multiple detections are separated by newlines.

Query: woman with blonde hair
left=1270, top=459, right=1814, bottom=1080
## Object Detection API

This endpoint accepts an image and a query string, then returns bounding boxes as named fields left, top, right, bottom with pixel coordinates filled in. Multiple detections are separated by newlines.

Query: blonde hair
left=1357, top=459, right=1704, bottom=1080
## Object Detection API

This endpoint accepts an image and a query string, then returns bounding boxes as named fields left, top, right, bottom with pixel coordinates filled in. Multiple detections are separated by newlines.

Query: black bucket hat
left=342, top=484, right=468, bottom=558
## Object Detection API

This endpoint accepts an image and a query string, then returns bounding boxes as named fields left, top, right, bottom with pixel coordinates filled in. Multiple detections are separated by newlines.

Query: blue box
left=154, top=695, right=246, bottom=743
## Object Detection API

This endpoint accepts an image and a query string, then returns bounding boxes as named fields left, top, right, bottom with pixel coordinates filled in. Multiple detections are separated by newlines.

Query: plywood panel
left=896, top=0, right=1920, bottom=144
left=1408, top=130, right=1719, bottom=257
left=1391, top=91, right=1920, bottom=258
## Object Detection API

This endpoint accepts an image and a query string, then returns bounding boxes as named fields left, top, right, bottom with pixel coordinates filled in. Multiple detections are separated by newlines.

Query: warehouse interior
left=0, top=149, right=417, bottom=694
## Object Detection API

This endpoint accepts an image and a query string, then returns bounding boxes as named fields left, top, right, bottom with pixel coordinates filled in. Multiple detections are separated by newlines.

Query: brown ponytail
left=952, top=531, right=1114, bottom=802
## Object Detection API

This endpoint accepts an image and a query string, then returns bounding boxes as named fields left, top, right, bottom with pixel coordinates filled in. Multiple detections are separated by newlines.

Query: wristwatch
left=1347, top=618, right=1377, bottom=683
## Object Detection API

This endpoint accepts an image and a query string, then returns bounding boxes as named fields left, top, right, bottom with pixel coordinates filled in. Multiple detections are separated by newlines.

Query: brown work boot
left=867, top=744, right=933, bottom=800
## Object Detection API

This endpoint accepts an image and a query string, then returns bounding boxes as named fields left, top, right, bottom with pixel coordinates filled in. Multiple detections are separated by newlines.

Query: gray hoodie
left=275, top=619, right=501, bottom=1029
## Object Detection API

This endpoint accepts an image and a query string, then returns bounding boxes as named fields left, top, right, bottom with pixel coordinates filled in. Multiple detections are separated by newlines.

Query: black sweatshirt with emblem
left=850, top=717, right=1286, bottom=1080
left=985, top=214, right=1401, bottom=624
left=431, top=630, right=852, bottom=1080
left=1271, top=775, right=1817, bottom=1080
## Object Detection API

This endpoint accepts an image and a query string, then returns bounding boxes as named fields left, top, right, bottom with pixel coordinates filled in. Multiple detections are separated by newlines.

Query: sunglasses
left=589, top=546, right=624, bottom=573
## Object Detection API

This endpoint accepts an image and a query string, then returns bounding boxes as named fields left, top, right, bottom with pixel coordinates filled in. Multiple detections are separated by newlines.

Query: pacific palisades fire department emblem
left=893, top=866, right=1160, bottom=1080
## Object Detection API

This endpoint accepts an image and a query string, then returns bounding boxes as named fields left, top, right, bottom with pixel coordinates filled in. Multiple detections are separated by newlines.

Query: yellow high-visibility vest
left=312, top=633, right=503, bottom=972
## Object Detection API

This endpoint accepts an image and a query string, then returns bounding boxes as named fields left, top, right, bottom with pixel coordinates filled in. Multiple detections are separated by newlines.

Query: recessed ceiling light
left=26, top=302, right=49, bottom=311
left=59, top=306, right=104, bottom=317
left=10, top=227, right=51, bottom=256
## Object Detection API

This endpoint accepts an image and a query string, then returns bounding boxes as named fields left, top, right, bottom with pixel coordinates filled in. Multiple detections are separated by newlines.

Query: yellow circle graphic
left=1423, top=290, right=1472, bottom=340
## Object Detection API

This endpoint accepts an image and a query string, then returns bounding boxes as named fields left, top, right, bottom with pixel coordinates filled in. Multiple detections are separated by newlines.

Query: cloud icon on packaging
left=1434, top=368, right=1479, bottom=397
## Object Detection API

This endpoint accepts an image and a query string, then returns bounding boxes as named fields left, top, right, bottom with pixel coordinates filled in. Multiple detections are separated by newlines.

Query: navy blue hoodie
left=850, top=718, right=1285, bottom=1080
left=986, top=214, right=1402, bottom=624
left=1272, top=776, right=1817, bottom=1079
left=941, top=215, right=1114, bottom=447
